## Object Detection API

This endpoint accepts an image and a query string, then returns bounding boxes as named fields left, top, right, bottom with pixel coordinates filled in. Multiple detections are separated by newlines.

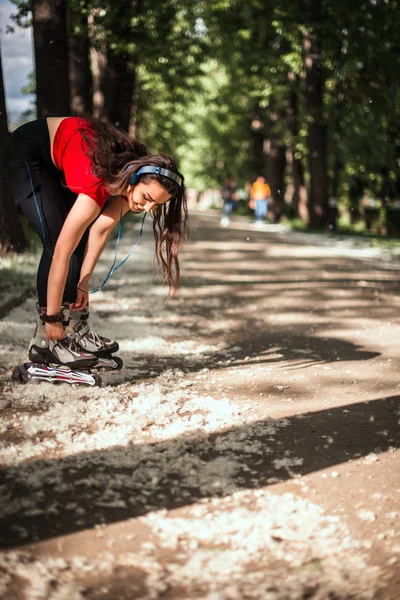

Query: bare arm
left=46, top=195, right=131, bottom=340
left=71, top=195, right=131, bottom=310
left=47, top=194, right=101, bottom=316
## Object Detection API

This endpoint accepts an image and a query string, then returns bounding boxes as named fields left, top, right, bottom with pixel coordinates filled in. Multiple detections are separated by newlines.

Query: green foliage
left=322, top=0, right=400, bottom=204
left=177, top=0, right=400, bottom=226
left=7, top=0, right=31, bottom=30
left=6, top=0, right=400, bottom=234
left=19, top=70, right=37, bottom=123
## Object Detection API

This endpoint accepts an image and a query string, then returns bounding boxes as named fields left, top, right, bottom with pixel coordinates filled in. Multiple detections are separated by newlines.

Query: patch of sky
left=0, top=0, right=34, bottom=121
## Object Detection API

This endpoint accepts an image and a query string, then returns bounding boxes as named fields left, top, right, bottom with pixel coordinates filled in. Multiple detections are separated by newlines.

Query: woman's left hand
left=71, top=285, right=89, bottom=310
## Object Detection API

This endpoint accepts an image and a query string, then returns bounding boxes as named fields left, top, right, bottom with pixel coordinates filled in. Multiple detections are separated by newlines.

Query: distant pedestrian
left=220, top=178, right=236, bottom=227
left=250, top=176, right=271, bottom=228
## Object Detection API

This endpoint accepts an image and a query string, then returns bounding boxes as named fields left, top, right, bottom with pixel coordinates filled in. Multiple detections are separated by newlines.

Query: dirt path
left=0, top=209, right=399, bottom=599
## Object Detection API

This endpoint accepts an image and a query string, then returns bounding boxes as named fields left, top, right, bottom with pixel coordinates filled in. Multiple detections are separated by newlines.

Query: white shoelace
left=56, top=336, right=83, bottom=355
left=86, top=329, right=103, bottom=348
left=75, top=320, right=104, bottom=346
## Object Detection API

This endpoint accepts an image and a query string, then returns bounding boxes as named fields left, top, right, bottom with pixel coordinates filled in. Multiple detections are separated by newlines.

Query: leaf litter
left=0, top=224, right=393, bottom=599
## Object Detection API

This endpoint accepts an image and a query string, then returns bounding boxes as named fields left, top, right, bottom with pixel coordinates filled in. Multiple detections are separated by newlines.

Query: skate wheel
left=11, top=365, right=28, bottom=384
left=111, top=357, right=123, bottom=371
left=69, top=372, right=102, bottom=386
left=92, top=373, right=102, bottom=386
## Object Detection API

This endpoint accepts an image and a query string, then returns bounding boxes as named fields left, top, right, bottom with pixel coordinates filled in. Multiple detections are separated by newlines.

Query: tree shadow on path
left=1, top=394, right=398, bottom=548
left=109, top=324, right=381, bottom=386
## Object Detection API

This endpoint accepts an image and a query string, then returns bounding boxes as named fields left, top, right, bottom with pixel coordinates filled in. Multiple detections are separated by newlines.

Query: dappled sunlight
left=1, top=213, right=399, bottom=599
left=0, top=392, right=397, bottom=600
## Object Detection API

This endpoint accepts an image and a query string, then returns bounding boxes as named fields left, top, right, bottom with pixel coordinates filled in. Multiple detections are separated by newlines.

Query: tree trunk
left=68, top=5, right=93, bottom=116
left=265, top=137, right=286, bottom=223
left=263, top=100, right=286, bottom=222
left=32, top=0, right=70, bottom=117
left=287, top=84, right=309, bottom=221
left=249, top=110, right=266, bottom=181
left=92, top=51, right=135, bottom=131
left=0, top=42, right=8, bottom=142
left=304, top=0, right=327, bottom=229
left=0, top=177, right=28, bottom=254
left=286, top=147, right=309, bottom=222
left=91, top=34, right=107, bottom=122
left=0, top=46, right=27, bottom=254
left=104, top=51, right=136, bottom=131
left=293, top=156, right=308, bottom=222
left=91, top=36, right=136, bottom=132
left=90, top=2, right=140, bottom=132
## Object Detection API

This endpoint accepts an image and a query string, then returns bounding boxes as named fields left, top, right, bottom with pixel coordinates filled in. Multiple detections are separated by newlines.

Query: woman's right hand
left=70, top=284, right=89, bottom=311
left=45, top=322, right=65, bottom=340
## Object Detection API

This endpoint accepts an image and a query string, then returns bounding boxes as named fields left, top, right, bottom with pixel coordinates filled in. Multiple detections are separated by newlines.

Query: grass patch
left=0, top=253, right=38, bottom=309
left=284, top=217, right=400, bottom=253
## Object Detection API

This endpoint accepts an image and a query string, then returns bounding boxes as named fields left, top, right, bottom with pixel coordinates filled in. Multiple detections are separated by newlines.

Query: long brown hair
left=79, top=118, right=188, bottom=297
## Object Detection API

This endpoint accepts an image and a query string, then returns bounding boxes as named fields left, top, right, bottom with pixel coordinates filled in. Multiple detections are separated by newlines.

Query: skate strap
left=90, top=204, right=146, bottom=293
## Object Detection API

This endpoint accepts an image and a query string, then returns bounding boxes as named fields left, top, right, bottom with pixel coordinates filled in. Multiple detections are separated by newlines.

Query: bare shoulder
left=47, top=117, right=69, bottom=166
left=47, top=117, right=68, bottom=137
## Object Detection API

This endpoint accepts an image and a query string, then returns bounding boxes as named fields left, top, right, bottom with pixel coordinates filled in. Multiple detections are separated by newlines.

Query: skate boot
left=28, top=306, right=99, bottom=370
left=11, top=306, right=102, bottom=386
left=66, top=306, right=123, bottom=371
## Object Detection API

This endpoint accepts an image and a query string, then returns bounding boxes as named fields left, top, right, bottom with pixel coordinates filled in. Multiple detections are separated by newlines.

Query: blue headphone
left=130, top=165, right=183, bottom=187
left=89, top=166, right=182, bottom=293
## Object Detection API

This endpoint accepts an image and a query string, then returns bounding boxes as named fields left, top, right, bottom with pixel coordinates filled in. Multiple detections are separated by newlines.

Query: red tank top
left=53, top=117, right=110, bottom=209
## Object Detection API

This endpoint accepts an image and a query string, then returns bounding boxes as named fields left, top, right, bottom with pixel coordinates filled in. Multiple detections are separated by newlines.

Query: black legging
left=1, top=119, right=88, bottom=307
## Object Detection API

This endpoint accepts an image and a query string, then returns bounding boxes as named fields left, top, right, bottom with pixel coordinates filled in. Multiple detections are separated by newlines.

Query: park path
left=0, top=209, right=399, bottom=599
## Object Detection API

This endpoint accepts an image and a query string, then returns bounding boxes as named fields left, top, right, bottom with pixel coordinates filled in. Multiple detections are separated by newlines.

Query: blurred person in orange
left=249, top=176, right=271, bottom=228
